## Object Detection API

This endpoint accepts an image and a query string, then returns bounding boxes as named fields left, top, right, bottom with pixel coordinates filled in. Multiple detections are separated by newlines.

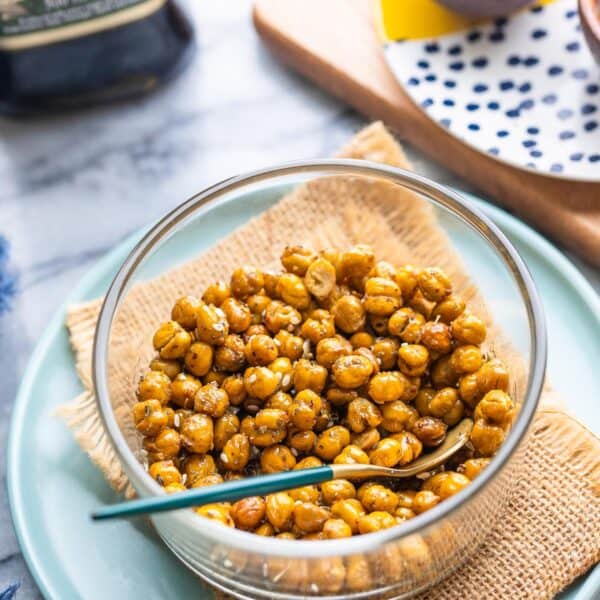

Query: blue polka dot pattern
left=383, top=0, right=600, bottom=180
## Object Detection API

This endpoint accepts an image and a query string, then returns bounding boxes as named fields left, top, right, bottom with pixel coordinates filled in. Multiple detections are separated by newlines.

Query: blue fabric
left=0, top=235, right=17, bottom=316
left=0, top=582, right=20, bottom=600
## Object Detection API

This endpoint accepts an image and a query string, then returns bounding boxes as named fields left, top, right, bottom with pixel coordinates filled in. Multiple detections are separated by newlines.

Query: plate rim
left=7, top=192, right=600, bottom=599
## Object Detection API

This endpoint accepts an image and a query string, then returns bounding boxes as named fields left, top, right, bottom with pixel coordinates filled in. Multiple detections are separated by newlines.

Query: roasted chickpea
left=368, top=438, right=404, bottom=467
left=334, top=444, right=370, bottom=465
left=164, top=482, right=186, bottom=494
left=143, top=427, right=181, bottom=462
left=349, top=331, right=375, bottom=349
left=368, top=314, right=389, bottom=336
left=219, top=297, right=251, bottom=333
left=212, top=334, right=244, bottom=372
left=396, top=490, right=417, bottom=509
left=476, top=359, right=510, bottom=394
left=260, top=444, right=297, bottom=473
left=394, top=265, right=419, bottom=298
left=230, top=496, right=266, bottom=530
left=309, top=557, right=346, bottom=594
left=351, top=428, right=381, bottom=451
left=265, top=492, right=295, bottom=531
left=195, top=504, right=234, bottom=527
left=287, top=429, right=317, bottom=454
left=138, top=370, right=172, bottom=405
left=274, top=330, right=304, bottom=361
left=361, top=485, right=398, bottom=513
left=243, top=366, right=279, bottom=400
left=315, top=336, right=352, bottom=369
left=432, top=295, right=465, bottom=323
left=315, top=426, right=351, bottom=461
left=368, top=371, right=406, bottom=404
left=470, top=418, right=505, bottom=456
left=314, top=398, right=334, bottom=432
left=180, top=413, right=213, bottom=454
left=289, top=485, right=320, bottom=504
left=149, top=460, right=182, bottom=487
left=204, top=369, right=226, bottom=386
left=202, top=281, right=231, bottom=306
left=290, top=389, right=322, bottom=431
left=192, top=382, right=229, bottom=418
left=264, top=300, right=302, bottom=334
left=268, top=357, right=294, bottom=391
left=450, top=344, right=483, bottom=374
left=182, top=342, right=212, bottom=378
left=409, top=290, right=435, bottom=319
left=171, top=295, right=201, bottom=329
left=451, top=312, right=486, bottom=345
left=221, top=374, right=246, bottom=406
left=149, top=357, right=181, bottom=380
left=248, top=409, right=289, bottom=447
left=380, top=401, right=419, bottom=432
left=230, top=266, right=264, bottom=299
left=220, top=433, right=251, bottom=471
left=276, top=273, right=311, bottom=310
left=429, top=387, right=459, bottom=418
left=133, top=399, right=169, bottom=436
left=346, top=398, right=382, bottom=433
left=459, top=457, right=490, bottom=479
left=363, top=277, right=402, bottom=316
left=305, top=257, right=336, bottom=300
left=459, top=359, right=509, bottom=407
left=153, top=321, right=192, bottom=359
left=370, top=337, right=398, bottom=370
left=280, top=245, right=317, bottom=276
left=320, top=480, right=356, bottom=505
left=340, top=244, right=375, bottom=280
left=301, top=309, right=335, bottom=344
left=412, top=416, right=447, bottom=448
left=322, top=518, right=352, bottom=539
left=244, top=334, right=278, bottom=366
left=293, top=502, right=330, bottom=534
left=332, top=354, right=373, bottom=389
left=346, top=555, right=373, bottom=592
left=254, top=522, right=275, bottom=536
left=266, top=390, right=294, bottom=413
left=293, top=359, right=327, bottom=393
left=358, top=511, right=396, bottom=534
left=213, top=413, right=240, bottom=450
left=196, top=304, right=229, bottom=346
left=418, top=267, right=452, bottom=301
left=421, top=321, right=452, bottom=355
left=331, top=499, right=366, bottom=534
left=246, top=294, right=271, bottom=323
left=431, top=355, right=460, bottom=388
left=388, top=308, right=424, bottom=343
left=422, top=471, right=470, bottom=500
left=184, top=454, right=217, bottom=485
left=332, top=295, right=366, bottom=334
left=412, top=490, right=440, bottom=514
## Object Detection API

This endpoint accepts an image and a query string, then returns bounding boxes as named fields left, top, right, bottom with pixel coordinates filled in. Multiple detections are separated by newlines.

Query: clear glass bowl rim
left=92, top=159, right=547, bottom=558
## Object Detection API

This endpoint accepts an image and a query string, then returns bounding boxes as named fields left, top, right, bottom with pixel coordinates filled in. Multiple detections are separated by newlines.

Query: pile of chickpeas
left=133, top=244, right=514, bottom=539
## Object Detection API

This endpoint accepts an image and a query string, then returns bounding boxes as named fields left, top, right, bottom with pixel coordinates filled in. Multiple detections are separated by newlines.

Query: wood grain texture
left=253, top=0, right=600, bottom=267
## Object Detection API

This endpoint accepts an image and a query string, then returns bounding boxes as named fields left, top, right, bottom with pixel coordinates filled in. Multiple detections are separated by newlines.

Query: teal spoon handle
left=92, top=465, right=334, bottom=521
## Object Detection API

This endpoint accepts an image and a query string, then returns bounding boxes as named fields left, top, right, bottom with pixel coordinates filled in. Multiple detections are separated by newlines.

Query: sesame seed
left=290, top=448, right=298, bottom=456
left=248, top=374, right=257, bottom=384
left=220, top=453, right=227, bottom=462
left=310, top=583, right=319, bottom=593
left=282, top=374, right=291, bottom=387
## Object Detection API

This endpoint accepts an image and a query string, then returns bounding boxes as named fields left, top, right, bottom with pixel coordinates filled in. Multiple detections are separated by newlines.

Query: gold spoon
left=92, top=418, right=473, bottom=521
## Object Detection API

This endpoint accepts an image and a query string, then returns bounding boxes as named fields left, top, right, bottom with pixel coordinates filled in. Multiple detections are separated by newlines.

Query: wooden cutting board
left=253, top=0, right=600, bottom=267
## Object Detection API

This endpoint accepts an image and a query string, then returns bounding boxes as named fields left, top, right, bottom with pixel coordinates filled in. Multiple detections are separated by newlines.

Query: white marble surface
left=0, top=1, right=597, bottom=597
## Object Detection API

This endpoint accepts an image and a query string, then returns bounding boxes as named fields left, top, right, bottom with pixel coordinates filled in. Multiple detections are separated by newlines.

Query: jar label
left=0, top=0, right=166, bottom=50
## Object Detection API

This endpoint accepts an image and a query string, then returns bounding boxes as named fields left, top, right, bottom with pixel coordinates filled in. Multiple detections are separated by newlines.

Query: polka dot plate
left=383, top=0, right=600, bottom=181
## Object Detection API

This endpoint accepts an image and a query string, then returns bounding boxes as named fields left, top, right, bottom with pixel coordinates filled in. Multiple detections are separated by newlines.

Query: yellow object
left=376, top=0, right=555, bottom=42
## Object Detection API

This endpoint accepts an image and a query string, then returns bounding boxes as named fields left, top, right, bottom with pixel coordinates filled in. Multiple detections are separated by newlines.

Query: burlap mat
left=59, top=123, right=600, bottom=599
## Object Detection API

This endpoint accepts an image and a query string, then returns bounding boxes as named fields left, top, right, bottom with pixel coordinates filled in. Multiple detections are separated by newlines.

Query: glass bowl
left=93, top=160, right=546, bottom=599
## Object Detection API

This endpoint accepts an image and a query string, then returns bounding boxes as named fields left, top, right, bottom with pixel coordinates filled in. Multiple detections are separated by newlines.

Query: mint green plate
left=8, top=190, right=600, bottom=599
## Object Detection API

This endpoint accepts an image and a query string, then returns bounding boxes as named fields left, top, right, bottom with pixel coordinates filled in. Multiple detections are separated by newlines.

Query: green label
left=0, top=0, right=152, bottom=36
